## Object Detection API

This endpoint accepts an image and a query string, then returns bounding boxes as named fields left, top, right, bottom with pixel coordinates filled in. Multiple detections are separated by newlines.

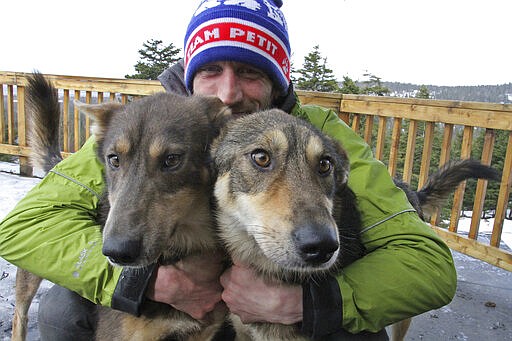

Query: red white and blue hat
left=184, top=0, right=291, bottom=95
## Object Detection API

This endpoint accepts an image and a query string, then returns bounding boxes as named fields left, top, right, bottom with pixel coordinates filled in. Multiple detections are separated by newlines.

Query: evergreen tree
left=339, top=76, right=360, bottom=94
left=361, top=72, right=389, bottom=96
left=290, top=60, right=299, bottom=84
left=416, top=85, right=431, bottom=99
left=126, top=39, right=181, bottom=80
left=295, top=45, right=340, bottom=92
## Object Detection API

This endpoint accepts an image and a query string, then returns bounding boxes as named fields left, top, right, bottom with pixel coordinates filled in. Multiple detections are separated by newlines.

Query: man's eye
left=197, top=65, right=222, bottom=76
left=238, top=67, right=264, bottom=80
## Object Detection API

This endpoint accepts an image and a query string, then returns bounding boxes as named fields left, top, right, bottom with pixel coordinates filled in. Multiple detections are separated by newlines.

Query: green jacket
left=0, top=90, right=456, bottom=336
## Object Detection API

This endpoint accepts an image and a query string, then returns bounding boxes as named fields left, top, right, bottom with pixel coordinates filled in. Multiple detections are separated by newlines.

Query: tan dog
left=210, top=110, right=499, bottom=341
left=211, top=110, right=365, bottom=340
left=12, top=72, right=230, bottom=341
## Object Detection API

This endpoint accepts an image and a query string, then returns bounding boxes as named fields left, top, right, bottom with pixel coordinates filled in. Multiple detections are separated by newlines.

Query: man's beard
left=228, top=99, right=273, bottom=119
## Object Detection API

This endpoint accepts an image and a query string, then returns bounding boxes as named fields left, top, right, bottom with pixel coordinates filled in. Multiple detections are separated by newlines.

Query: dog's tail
left=26, top=71, right=63, bottom=173
left=413, top=159, right=500, bottom=217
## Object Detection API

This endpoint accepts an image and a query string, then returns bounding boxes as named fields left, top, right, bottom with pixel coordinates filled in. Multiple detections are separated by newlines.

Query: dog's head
left=211, top=110, right=354, bottom=279
left=76, top=93, right=230, bottom=267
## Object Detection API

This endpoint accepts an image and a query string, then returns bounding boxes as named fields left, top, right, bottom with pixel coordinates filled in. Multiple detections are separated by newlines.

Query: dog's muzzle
left=102, top=237, right=142, bottom=266
left=293, top=224, right=339, bottom=266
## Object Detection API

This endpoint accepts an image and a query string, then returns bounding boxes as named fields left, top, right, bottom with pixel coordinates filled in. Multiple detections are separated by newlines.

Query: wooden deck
left=1, top=71, right=511, bottom=271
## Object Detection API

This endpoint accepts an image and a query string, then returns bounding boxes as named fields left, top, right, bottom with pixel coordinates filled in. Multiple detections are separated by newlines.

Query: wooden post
left=17, top=86, right=33, bottom=176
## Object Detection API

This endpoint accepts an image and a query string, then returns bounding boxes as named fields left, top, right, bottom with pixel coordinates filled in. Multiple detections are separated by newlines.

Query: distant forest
left=381, top=82, right=512, bottom=103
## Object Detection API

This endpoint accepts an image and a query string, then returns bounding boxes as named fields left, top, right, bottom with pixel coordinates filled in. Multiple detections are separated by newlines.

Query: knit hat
left=184, top=0, right=291, bottom=95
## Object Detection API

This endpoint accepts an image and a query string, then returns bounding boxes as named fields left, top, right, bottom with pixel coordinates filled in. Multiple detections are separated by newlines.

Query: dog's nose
left=102, top=238, right=141, bottom=265
left=293, top=224, right=339, bottom=265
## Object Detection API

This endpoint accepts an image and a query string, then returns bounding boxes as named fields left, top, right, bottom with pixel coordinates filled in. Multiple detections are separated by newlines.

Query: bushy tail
left=415, top=159, right=500, bottom=217
left=26, top=71, right=63, bottom=173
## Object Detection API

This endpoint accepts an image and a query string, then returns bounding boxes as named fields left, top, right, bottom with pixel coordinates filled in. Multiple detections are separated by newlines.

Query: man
left=0, top=0, right=456, bottom=340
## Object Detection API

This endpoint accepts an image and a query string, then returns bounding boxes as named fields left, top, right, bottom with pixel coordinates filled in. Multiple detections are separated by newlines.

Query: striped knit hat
left=184, top=0, right=291, bottom=95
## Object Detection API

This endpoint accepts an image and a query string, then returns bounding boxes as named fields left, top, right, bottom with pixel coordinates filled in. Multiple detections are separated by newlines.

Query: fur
left=12, top=72, right=230, bottom=341
left=211, top=110, right=365, bottom=340
left=395, top=159, right=500, bottom=220
left=210, top=110, right=500, bottom=340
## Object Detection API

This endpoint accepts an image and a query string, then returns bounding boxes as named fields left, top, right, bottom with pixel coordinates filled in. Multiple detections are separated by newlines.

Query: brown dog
left=210, top=110, right=499, bottom=340
left=12, top=72, right=230, bottom=341
left=211, top=110, right=364, bottom=340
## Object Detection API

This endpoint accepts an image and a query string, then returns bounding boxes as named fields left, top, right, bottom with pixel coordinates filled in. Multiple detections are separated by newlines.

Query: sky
left=1, top=0, right=511, bottom=86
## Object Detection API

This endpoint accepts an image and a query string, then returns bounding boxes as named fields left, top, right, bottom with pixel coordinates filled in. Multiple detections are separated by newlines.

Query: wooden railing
left=1, top=71, right=511, bottom=271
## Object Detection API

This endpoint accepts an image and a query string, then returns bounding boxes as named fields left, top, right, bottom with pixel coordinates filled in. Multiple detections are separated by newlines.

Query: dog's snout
left=102, top=237, right=142, bottom=265
left=293, top=224, right=339, bottom=265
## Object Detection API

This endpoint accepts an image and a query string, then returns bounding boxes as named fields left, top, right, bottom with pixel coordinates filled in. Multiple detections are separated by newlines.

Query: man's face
left=192, top=61, right=276, bottom=117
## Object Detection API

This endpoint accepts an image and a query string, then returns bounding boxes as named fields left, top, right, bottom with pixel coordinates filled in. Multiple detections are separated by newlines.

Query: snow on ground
left=458, top=216, right=512, bottom=251
left=0, top=163, right=49, bottom=340
left=0, top=161, right=511, bottom=340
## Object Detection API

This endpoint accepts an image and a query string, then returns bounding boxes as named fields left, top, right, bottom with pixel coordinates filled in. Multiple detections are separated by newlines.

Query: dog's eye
left=163, top=154, right=182, bottom=170
left=107, top=154, right=120, bottom=169
left=251, top=149, right=272, bottom=168
left=318, top=157, right=333, bottom=176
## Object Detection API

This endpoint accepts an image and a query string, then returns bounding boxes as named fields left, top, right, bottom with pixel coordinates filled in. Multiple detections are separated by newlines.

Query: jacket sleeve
left=0, top=137, right=125, bottom=307
left=295, top=105, right=457, bottom=335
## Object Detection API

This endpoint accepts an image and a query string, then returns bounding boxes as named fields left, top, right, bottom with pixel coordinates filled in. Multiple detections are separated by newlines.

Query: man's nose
left=216, top=70, right=243, bottom=105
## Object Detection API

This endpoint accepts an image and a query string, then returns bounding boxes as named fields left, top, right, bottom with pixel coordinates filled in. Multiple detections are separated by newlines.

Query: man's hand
left=146, top=252, right=225, bottom=320
left=220, top=262, right=303, bottom=324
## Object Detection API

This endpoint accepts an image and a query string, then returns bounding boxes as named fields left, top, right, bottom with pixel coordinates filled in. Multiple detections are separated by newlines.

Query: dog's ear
left=74, top=100, right=123, bottom=141
left=200, top=96, right=231, bottom=181
left=203, top=96, right=232, bottom=130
